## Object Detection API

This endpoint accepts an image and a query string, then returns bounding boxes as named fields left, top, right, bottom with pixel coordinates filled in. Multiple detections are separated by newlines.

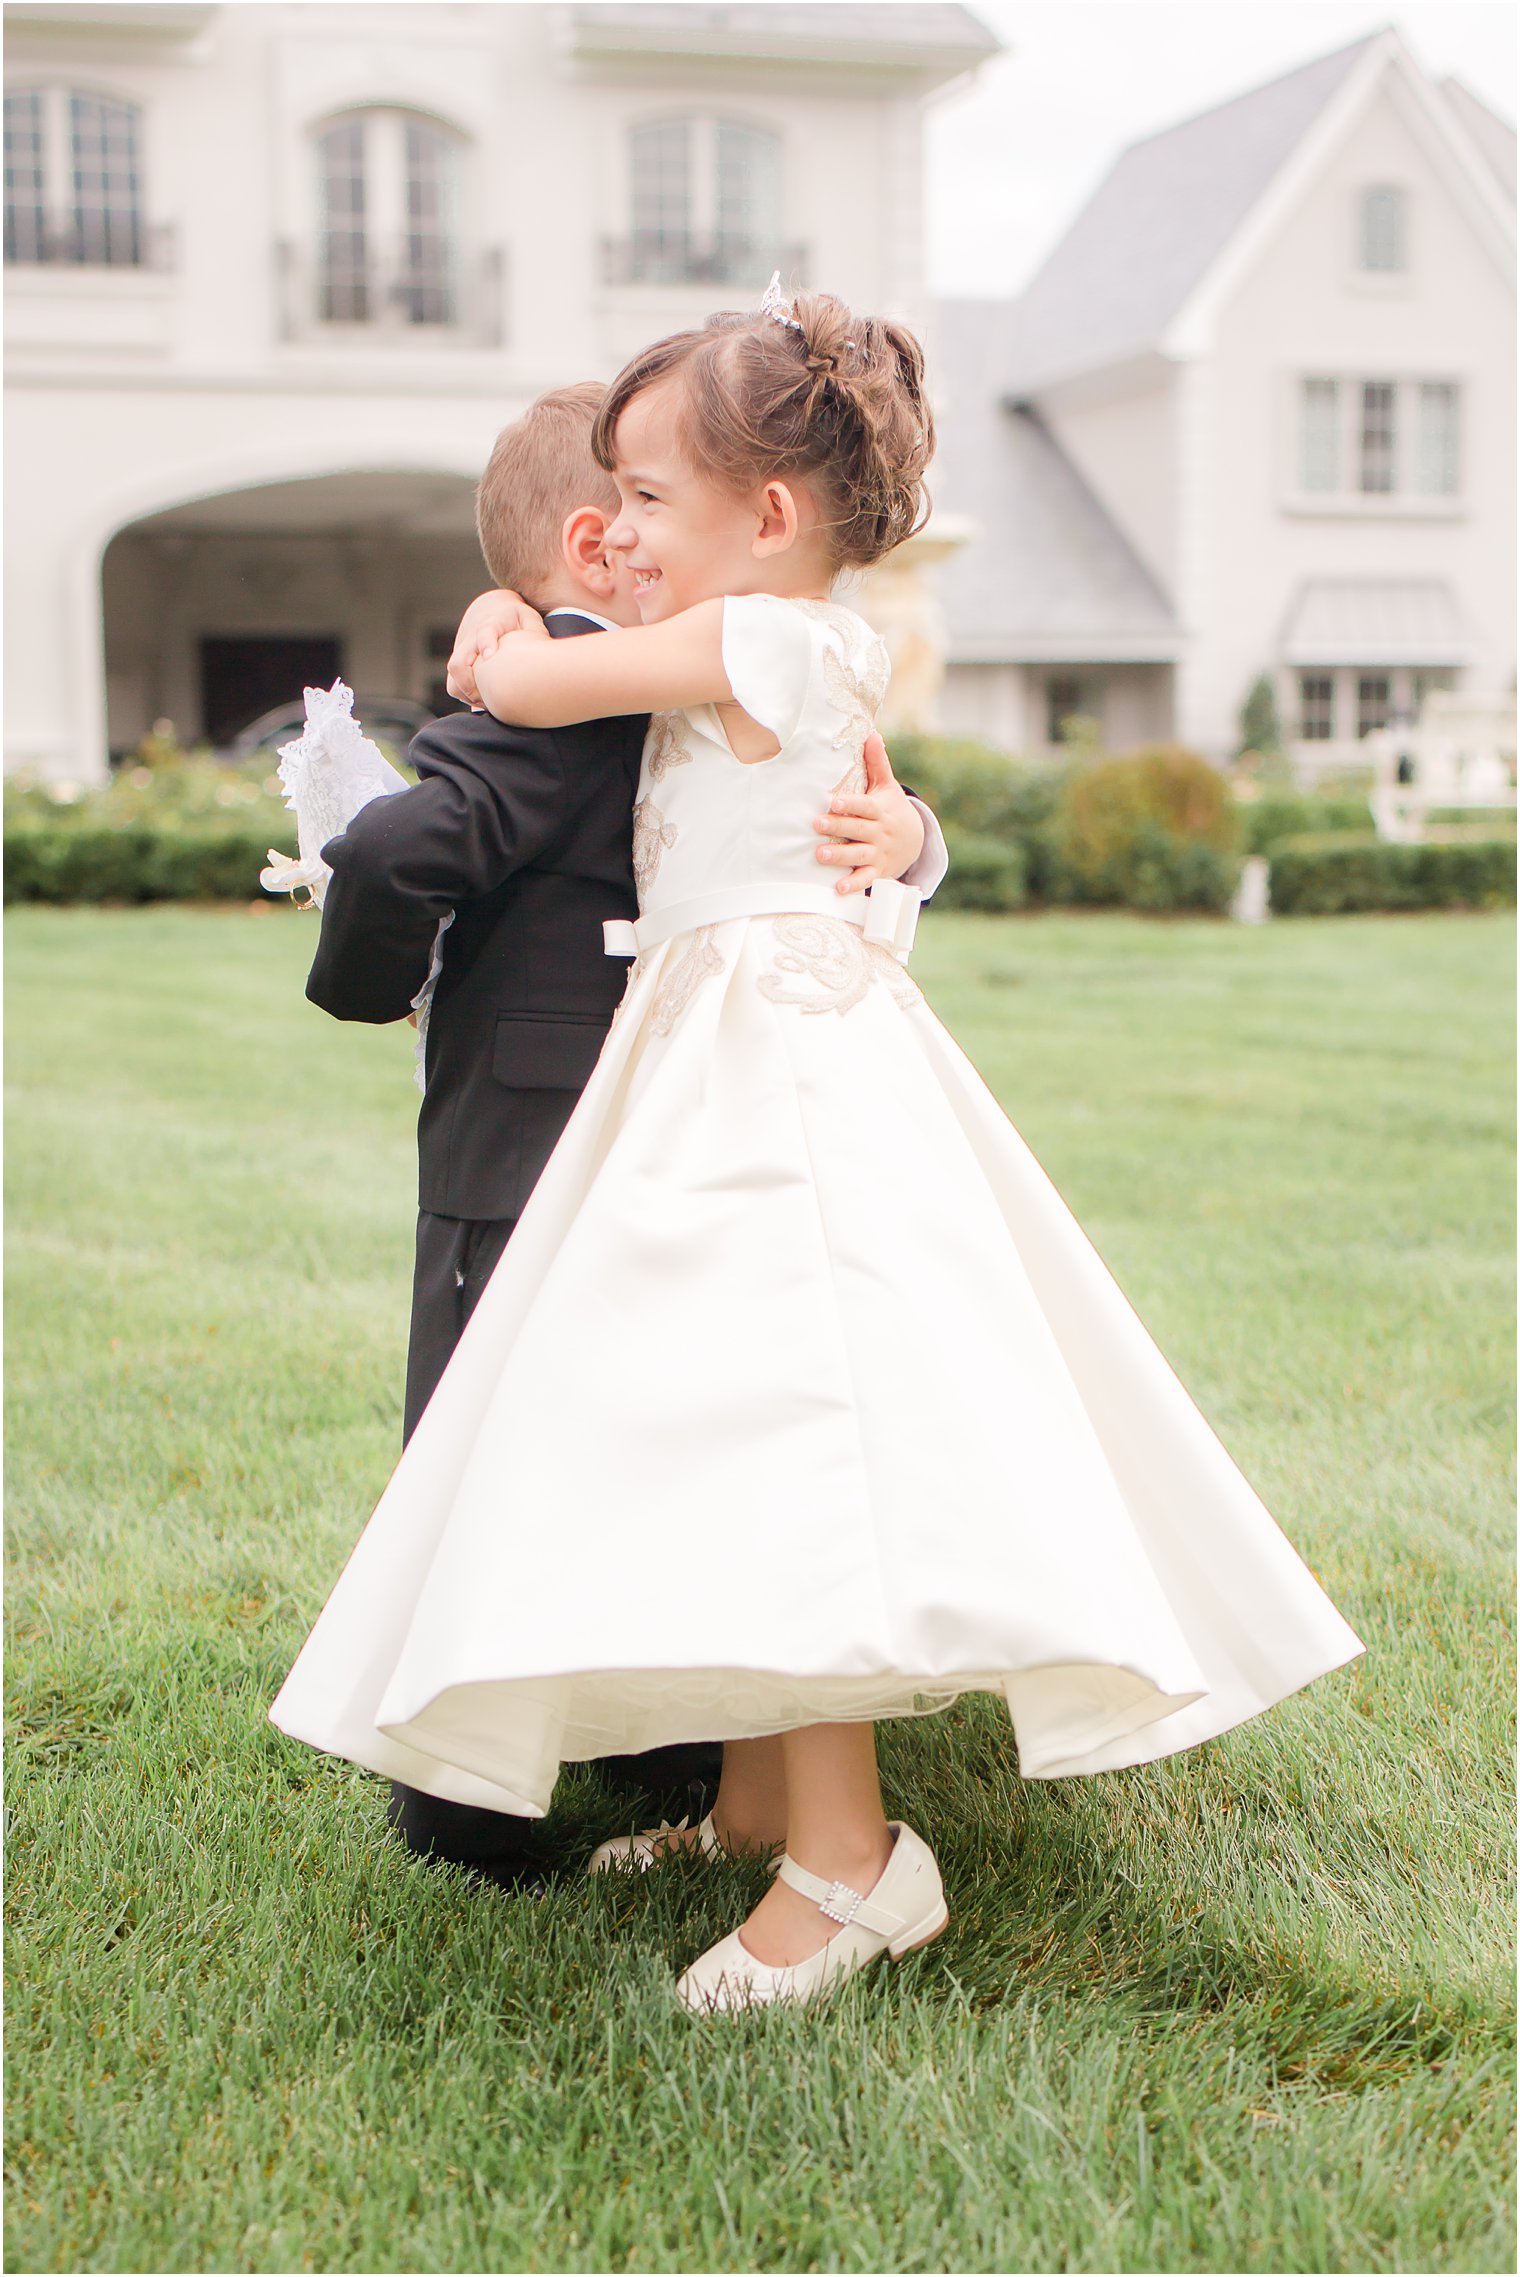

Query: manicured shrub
left=1237, top=672, right=1283, bottom=762
left=1048, top=745, right=1242, bottom=913
left=889, top=733, right=1068, bottom=886
left=3, top=754, right=306, bottom=904
left=1267, top=833, right=1518, bottom=915
left=1424, top=807, right=1517, bottom=832
left=931, top=829, right=1029, bottom=912
left=3, top=818, right=295, bottom=904
left=1241, top=794, right=1373, bottom=854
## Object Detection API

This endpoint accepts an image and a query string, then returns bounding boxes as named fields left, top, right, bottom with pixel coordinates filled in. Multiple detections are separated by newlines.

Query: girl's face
left=605, top=376, right=810, bottom=621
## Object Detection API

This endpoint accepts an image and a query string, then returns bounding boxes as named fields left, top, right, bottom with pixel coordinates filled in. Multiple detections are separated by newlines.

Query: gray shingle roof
left=1280, top=579, right=1473, bottom=667
left=1002, top=33, right=1378, bottom=396
left=931, top=300, right=1180, bottom=659
left=1440, top=76, right=1517, bottom=202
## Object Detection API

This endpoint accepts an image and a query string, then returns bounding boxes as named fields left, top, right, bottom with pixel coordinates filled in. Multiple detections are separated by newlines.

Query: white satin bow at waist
left=604, top=878, right=921, bottom=965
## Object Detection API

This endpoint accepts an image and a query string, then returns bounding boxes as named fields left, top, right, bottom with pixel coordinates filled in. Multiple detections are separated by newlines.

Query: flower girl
left=271, top=285, right=1363, bottom=2012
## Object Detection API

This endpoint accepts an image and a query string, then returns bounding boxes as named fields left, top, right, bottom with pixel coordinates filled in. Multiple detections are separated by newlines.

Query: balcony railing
left=275, top=242, right=506, bottom=348
left=601, top=235, right=806, bottom=291
left=4, top=219, right=176, bottom=272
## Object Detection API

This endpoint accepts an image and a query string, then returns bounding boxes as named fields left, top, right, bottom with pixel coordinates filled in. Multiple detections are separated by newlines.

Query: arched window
left=1358, top=184, right=1406, bottom=273
left=4, top=85, right=144, bottom=266
left=314, top=109, right=460, bottom=327
left=625, top=117, right=782, bottom=286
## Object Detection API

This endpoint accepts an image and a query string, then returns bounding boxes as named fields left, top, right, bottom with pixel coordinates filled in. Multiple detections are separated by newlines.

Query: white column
left=3, top=453, right=111, bottom=783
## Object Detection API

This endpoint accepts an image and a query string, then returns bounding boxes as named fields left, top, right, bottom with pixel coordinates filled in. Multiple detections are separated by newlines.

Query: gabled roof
left=1440, top=76, right=1517, bottom=202
left=1003, top=33, right=1380, bottom=396
left=931, top=300, right=1181, bottom=662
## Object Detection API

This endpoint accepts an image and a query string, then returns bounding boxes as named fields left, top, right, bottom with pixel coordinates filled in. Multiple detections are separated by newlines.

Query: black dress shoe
left=386, top=1779, right=552, bottom=1891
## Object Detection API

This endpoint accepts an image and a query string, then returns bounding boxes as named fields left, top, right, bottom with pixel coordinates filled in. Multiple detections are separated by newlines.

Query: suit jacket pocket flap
left=493, top=1013, right=607, bottom=1091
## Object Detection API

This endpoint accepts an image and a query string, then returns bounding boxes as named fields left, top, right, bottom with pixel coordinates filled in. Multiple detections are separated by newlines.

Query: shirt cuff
left=901, top=798, right=949, bottom=899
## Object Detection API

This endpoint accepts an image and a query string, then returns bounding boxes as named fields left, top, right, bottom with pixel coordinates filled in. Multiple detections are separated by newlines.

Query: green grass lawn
left=6, top=905, right=1515, bottom=2275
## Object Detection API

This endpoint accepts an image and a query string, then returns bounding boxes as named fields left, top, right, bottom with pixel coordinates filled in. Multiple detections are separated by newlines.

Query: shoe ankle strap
left=777, top=1853, right=899, bottom=1935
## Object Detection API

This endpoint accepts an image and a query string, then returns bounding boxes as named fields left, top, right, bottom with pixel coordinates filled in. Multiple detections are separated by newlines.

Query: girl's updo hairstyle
left=591, top=290, right=934, bottom=570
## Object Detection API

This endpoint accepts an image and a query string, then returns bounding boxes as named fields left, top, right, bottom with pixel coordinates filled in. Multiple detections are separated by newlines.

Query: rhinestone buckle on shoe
left=819, top=1880, right=865, bottom=1926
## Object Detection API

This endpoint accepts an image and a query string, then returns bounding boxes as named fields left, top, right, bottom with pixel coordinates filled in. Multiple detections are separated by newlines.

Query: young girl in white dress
left=271, top=286, right=1364, bottom=2013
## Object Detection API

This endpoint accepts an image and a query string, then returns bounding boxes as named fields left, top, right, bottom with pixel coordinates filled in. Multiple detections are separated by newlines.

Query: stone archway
left=100, top=467, right=483, bottom=757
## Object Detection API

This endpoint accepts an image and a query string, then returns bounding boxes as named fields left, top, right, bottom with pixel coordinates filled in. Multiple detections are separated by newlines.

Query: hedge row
left=1267, top=833, right=1517, bottom=915
left=1242, top=794, right=1372, bottom=855
left=4, top=819, right=294, bottom=904
left=7, top=799, right=1513, bottom=920
left=933, top=830, right=1030, bottom=911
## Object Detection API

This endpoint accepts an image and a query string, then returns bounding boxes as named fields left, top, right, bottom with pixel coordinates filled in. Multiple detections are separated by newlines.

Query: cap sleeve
left=720, top=594, right=815, bottom=750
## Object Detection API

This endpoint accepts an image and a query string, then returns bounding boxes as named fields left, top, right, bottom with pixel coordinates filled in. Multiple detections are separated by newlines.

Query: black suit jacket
left=306, top=614, right=646, bottom=1221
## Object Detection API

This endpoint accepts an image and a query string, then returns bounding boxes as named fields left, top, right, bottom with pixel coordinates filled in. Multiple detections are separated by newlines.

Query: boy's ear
left=561, top=506, right=617, bottom=599
left=751, top=480, right=802, bottom=559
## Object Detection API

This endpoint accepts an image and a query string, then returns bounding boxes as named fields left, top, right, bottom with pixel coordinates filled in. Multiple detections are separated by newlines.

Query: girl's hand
left=446, top=590, right=549, bottom=708
left=813, top=734, right=926, bottom=894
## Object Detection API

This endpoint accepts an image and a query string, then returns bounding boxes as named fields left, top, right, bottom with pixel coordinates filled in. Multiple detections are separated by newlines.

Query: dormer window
left=4, top=85, right=145, bottom=266
left=313, top=109, right=459, bottom=328
left=614, top=116, right=787, bottom=287
left=1358, top=184, right=1406, bottom=273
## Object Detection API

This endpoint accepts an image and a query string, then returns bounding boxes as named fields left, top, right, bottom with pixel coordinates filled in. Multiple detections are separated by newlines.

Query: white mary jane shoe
left=674, top=1822, right=947, bottom=2014
left=588, top=1813, right=726, bottom=1874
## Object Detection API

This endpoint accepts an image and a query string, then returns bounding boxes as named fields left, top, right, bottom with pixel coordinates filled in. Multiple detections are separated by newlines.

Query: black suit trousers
left=388, top=1211, right=722, bottom=1878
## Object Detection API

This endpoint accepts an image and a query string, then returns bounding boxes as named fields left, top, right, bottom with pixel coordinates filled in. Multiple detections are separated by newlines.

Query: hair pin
left=759, top=270, right=804, bottom=332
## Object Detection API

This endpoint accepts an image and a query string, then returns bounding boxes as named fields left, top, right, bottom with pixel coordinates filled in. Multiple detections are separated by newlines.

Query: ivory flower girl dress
left=271, top=595, right=1363, bottom=1813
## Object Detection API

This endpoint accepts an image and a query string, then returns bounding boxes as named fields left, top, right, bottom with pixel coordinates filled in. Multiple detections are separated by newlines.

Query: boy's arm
left=471, top=599, right=730, bottom=727
left=306, top=712, right=567, bottom=1025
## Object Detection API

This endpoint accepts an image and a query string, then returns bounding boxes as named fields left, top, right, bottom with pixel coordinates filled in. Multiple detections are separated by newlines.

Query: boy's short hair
left=475, top=382, right=619, bottom=598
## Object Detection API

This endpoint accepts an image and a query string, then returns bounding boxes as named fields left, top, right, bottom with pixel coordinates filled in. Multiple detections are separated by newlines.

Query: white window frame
left=1358, top=378, right=1398, bottom=496
left=623, top=112, right=784, bottom=287
left=1290, top=668, right=1459, bottom=759
left=1346, top=180, right=1413, bottom=297
left=1357, top=183, right=1406, bottom=273
left=309, top=107, right=463, bottom=333
left=1044, top=673, right=1105, bottom=748
left=1284, top=372, right=1464, bottom=516
left=3, top=80, right=147, bottom=267
left=1297, top=673, right=1336, bottom=741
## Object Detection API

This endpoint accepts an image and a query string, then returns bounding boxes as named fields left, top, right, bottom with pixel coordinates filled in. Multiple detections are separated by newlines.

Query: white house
left=931, top=29, right=1517, bottom=774
left=2, top=0, right=996, bottom=781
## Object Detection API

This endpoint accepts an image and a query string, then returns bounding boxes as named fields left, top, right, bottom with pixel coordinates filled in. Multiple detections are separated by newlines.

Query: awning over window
left=1281, top=580, right=1473, bottom=668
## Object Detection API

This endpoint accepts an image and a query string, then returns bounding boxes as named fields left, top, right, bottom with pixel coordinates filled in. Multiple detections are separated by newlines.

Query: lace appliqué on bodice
left=645, top=712, right=696, bottom=783
left=651, top=927, right=726, bottom=1036
left=758, top=917, right=923, bottom=1017
left=632, top=797, right=677, bottom=895
left=796, top=601, right=891, bottom=794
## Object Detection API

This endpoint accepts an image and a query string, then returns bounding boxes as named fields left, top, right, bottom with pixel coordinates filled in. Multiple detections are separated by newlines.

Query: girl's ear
left=751, top=480, right=802, bottom=559
left=561, top=506, right=617, bottom=599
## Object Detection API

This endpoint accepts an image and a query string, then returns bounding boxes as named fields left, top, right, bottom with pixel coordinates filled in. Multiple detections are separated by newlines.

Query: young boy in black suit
left=305, top=383, right=944, bottom=1886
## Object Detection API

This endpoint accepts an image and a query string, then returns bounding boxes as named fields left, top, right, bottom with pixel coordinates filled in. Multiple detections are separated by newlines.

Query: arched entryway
left=100, top=467, right=483, bottom=757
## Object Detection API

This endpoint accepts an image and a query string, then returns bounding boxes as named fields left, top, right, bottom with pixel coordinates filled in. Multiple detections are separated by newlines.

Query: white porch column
left=3, top=446, right=110, bottom=784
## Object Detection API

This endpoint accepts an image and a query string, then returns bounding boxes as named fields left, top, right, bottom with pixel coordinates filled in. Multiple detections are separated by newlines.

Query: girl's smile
left=606, top=376, right=831, bottom=621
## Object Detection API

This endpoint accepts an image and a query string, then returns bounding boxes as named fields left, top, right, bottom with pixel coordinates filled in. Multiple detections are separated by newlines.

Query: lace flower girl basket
left=259, top=679, right=449, bottom=1089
